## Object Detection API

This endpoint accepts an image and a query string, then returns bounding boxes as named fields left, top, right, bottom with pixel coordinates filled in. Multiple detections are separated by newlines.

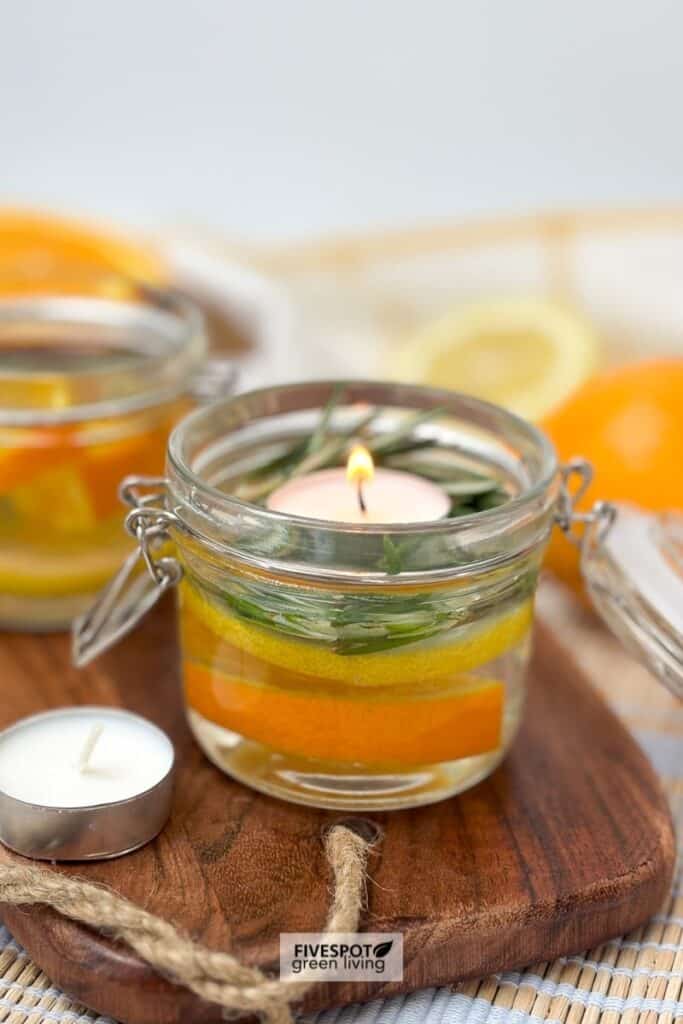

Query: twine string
left=0, top=824, right=373, bottom=1024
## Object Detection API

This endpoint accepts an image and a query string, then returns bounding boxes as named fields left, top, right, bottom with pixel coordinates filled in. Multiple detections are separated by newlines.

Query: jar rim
left=167, top=379, right=558, bottom=542
left=0, top=290, right=207, bottom=426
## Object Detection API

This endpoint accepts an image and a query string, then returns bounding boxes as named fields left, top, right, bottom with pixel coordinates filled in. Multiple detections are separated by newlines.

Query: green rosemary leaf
left=473, top=489, right=509, bottom=511
left=369, top=407, right=445, bottom=455
left=383, top=453, right=494, bottom=483
left=333, top=593, right=442, bottom=620
left=233, top=441, right=309, bottom=501
left=334, top=628, right=445, bottom=656
left=449, top=502, right=477, bottom=517
left=442, top=478, right=500, bottom=497
left=377, top=535, right=426, bottom=574
left=221, top=593, right=275, bottom=628
left=304, top=383, right=345, bottom=456
left=249, top=439, right=310, bottom=478
left=373, top=438, right=438, bottom=458
left=379, top=536, right=405, bottom=574
left=292, top=407, right=380, bottom=478
left=233, top=469, right=289, bottom=503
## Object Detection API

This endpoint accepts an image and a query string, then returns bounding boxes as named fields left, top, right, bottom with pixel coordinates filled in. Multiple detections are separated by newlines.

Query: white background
left=2, top=0, right=682, bottom=240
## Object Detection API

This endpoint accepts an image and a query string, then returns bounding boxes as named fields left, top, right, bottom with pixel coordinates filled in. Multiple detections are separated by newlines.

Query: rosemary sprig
left=200, top=397, right=525, bottom=660
left=371, top=438, right=437, bottom=458
left=442, top=479, right=499, bottom=496
left=194, top=566, right=536, bottom=657
left=291, top=407, right=379, bottom=478
left=304, top=382, right=344, bottom=456
left=379, top=535, right=423, bottom=575
left=368, top=407, right=445, bottom=455
left=382, top=451, right=493, bottom=483
left=231, top=393, right=510, bottom=520
left=235, top=404, right=447, bottom=502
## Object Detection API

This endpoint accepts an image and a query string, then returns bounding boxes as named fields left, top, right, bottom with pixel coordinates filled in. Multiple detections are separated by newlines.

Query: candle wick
left=357, top=480, right=367, bottom=514
left=78, top=723, right=104, bottom=773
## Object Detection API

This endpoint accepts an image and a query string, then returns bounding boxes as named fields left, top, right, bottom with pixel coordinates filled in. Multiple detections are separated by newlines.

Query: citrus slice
left=0, top=541, right=128, bottom=596
left=8, top=463, right=97, bottom=534
left=0, top=425, right=80, bottom=495
left=0, top=208, right=166, bottom=297
left=185, top=662, right=503, bottom=765
left=394, top=298, right=600, bottom=421
left=79, top=413, right=177, bottom=519
left=179, top=579, right=533, bottom=685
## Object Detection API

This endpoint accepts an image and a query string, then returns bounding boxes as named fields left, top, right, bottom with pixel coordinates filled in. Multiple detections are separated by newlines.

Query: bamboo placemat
left=0, top=580, right=680, bottom=1024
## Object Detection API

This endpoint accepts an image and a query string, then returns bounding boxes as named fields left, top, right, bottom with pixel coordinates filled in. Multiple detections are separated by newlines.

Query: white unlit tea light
left=0, top=707, right=174, bottom=808
left=78, top=722, right=104, bottom=772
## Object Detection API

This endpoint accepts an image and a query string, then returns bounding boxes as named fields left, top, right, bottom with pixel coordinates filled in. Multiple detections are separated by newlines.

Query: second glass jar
left=0, top=291, right=220, bottom=630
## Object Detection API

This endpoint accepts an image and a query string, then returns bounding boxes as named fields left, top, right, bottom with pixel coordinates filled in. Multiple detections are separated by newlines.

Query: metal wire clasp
left=72, top=476, right=183, bottom=667
left=556, top=458, right=617, bottom=548
left=120, top=476, right=183, bottom=588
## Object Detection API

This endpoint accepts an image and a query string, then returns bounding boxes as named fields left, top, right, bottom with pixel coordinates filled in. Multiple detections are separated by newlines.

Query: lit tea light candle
left=0, top=707, right=175, bottom=861
left=267, top=445, right=450, bottom=524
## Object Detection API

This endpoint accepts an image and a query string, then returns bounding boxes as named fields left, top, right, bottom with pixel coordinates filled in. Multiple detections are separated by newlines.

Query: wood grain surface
left=0, top=600, right=675, bottom=1024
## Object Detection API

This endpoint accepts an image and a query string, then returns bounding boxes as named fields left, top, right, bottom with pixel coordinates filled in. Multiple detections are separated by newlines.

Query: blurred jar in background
left=0, top=209, right=274, bottom=368
left=0, top=291, right=211, bottom=631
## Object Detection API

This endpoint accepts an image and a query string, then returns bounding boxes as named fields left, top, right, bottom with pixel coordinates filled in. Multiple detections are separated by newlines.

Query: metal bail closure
left=72, top=476, right=183, bottom=667
left=581, top=504, right=683, bottom=700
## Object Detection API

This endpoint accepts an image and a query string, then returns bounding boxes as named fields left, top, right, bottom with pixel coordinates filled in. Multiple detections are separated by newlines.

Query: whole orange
left=542, top=359, right=683, bottom=595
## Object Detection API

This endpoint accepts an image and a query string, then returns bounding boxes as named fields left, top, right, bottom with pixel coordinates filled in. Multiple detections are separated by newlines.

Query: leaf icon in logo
left=373, top=940, right=393, bottom=959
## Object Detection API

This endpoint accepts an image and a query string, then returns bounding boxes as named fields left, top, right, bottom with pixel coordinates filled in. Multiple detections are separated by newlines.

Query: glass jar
left=76, top=381, right=562, bottom=809
left=0, top=291, right=233, bottom=631
left=73, top=381, right=682, bottom=810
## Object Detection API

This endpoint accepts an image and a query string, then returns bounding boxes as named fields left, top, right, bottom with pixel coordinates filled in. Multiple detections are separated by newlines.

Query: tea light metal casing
left=0, top=707, right=175, bottom=861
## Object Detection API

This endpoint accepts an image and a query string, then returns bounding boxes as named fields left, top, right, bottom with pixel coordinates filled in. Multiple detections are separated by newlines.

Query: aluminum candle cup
left=0, top=707, right=175, bottom=860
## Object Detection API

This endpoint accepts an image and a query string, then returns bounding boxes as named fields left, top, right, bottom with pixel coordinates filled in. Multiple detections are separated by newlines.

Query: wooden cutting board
left=0, top=601, right=675, bottom=1024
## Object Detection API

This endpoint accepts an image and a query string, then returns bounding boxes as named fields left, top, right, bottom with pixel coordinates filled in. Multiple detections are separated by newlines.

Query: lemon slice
left=394, top=298, right=599, bottom=421
left=0, top=543, right=128, bottom=596
left=9, top=465, right=96, bottom=533
left=180, top=579, right=533, bottom=685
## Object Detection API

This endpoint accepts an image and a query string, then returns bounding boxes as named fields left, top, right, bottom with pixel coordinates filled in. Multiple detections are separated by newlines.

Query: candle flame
left=346, top=445, right=374, bottom=485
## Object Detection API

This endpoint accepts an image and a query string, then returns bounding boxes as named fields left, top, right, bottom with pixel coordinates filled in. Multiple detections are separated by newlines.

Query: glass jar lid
left=581, top=504, right=683, bottom=698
